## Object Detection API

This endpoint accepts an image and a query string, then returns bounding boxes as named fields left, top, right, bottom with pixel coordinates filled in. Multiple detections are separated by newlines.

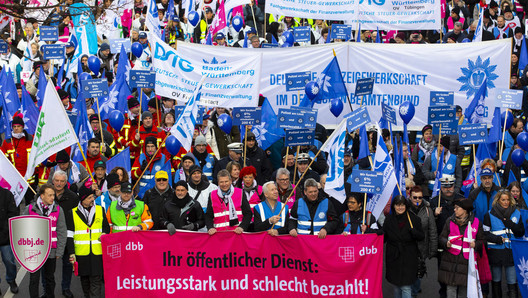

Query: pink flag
left=232, top=5, right=245, bottom=26
left=208, top=0, right=227, bottom=37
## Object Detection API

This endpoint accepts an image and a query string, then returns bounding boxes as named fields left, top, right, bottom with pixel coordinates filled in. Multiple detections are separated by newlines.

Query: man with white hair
left=254, top=182, right=289, bottom=235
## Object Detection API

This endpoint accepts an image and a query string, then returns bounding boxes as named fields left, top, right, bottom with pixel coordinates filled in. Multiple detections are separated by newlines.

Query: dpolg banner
left=102, top=231, right=383, bottom=297
left=150, top=34, right=262, bottom=107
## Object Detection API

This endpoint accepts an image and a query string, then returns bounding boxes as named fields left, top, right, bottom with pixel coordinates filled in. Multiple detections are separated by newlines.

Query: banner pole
left=138, top=88, right=143, bottom=133
left=362, top=192, right=367, bottom=234
left=500, top=110, right=508, bottom=165
left=95, top=97, right=106, bottom=153
left=155, top=95, right=161, bottom=126
left=292, top=146, right=300, bottom=185
left=76, top=141, right=95, bottom=182
left=132, top=134, right=170, bottom=190
left=250, top=4, right=258, bottom=37
left=284, top=146, right=289, bottom=168
left=243, top=125, right=248, bottom=168
left=435, top=124, right=442, bottom=207
left=333, top=49, right=353, bottom=113
left=406, top=211, right=413, bottom=228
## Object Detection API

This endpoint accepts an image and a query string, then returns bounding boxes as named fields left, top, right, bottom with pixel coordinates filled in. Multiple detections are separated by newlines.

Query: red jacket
left=1, top=134, right=33, bottom=177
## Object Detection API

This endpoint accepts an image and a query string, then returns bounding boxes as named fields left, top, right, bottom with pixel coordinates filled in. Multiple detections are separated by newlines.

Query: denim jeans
left=491, top=265, right=517, bottom=284
left=0, top=244, right=17, bottom=283
left=393, top=284, right=412, bottom=298
left=411, top=278, right=421, bottom=295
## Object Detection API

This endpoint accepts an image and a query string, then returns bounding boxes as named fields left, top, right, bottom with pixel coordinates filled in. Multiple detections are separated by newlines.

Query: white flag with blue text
left=321, top=119, right=347, bottom=202
left=146, top=0, right=162, bottom=38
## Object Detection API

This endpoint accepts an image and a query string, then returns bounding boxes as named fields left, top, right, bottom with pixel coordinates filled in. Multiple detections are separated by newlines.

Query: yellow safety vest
left=72, top=205, right=103, bottom=256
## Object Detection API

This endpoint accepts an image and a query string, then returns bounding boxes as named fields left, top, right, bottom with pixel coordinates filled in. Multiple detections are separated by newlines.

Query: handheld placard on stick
left=95, top=97, right=106, bottom=152
left=436, top=124, right=442, bottom=208
left=243, top=125, right=248, bottom=168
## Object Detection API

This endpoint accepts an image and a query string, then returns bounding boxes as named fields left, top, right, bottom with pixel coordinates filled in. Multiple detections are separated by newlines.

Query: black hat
left=205, top=6, right=213, bottom=13
left=128, top=96, right=140, bottom=109
left=245, top=131, right=256, bottom=141
left=32, top=61, right=44, bottom=71
left=148, top=97, right=158, bottom=109
left=12, top=112, right=24, bottom=127
left=344, top=147, right=352, bottom=156
left=100, top=43, right=110, bottom=52
left=174, top=180, right=188, bottom=190
left=139, top=31, right=147, bottom=39
left=515, top=27, right=523, bottom=34
left=56, top=150, right=70, bottom=163
left=490, top=0, right=498, bottom=8
left=451, top=6, right=460, bottom=15
left=188, top=165, right=202, bottom=176
left=57, top=88, right=69, bottom=100
left=121, top=182, right=133, bottom=193
left=456, top=105, right=462, bottom=112
left=454, top=199, right=474, bottom=212
left=78, top=182, right=95, bottom=201
left=89, top=114, right=99, bottom=123
left=145, top=136, right=157, bottom=146
left=440, top=135, right=451, bottom=149
left=94, top=160, right=106, bottom=170
left=181, top=153, right=196, bottom=164
left=106, top=173, right=121, bottom=188
left=504, top=5, right=512, bottom=13
left=422, top=124, right=433, bottom=134
left=484, top=9, right=491, bottom=18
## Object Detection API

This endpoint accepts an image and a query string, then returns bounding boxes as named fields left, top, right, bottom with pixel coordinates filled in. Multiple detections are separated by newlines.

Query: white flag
left=321, top=119, right=347, bottom=202
left=169, top=76, right=206, bottom=151
left=25, top=80, right=78, bottom=180
left=467, top=221, right=484, bottom=297
left=366, top=126, right=398, bottom=219
left=146, top=0, right=162, bottom=38
left=473, top=8, right=484, bottom=42
left=0, top=151, right=29, bottom=206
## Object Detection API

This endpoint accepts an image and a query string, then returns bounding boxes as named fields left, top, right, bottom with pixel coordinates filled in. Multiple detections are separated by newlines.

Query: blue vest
left=255, top=201, right=287, bottom=229
left=473, top=189, right=498, bottom=222
left=502, top=132, right=514, bottom=162
left=202, top=154, right=215, bottom=181
left=138, top=154, right=168, bottom=198
left=487, top=209, right=521, bottom=250
left=431, top=150, right=457, bottom=175
left=297, top=198, right=328, bottom=235
left=95, top=191, right=113, bottom=211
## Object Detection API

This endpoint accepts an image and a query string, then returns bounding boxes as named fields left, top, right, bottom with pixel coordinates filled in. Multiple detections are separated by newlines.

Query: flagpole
left=406, top=211, right=414, bottom=228
left=155, top=95, right=161, bottom=126
left=243, top=125, right=248, bottom=168
left=77, top=141, right=95, bottom=182
left=95, top=97, right=106, bottom=153
left=250, top=3, right=258, bottom=37
left=139, top=89, right=143, bottom=133
left=362, top=192, right=367, bottom=234
left=436, top=124, right=443, bottom=208
left=284, top=146, right=289, bottom=168
left=500, top=110, right=508, bottom=166
left=292, top=146, right=300, bottom=185
left=132, top=133, right=171, bottom=191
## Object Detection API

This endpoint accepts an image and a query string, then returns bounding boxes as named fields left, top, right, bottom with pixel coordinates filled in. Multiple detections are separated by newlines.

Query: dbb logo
left=125, top=242, right=143, bottom=251
left=154, top=43, right=194, bottom=72
left=359, top=245, right=377, bottom=256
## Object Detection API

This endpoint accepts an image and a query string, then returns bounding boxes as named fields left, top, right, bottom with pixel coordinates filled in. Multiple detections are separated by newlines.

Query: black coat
left=383, top=212, right=424, bottom=286
left=160, top=196, right=205, bottom=230
left=430, top=192, right=465, bottom=234
left=56, top=189, right=79, bottom=213
left=142, top=187, right=174, bottom=230
left=213, top=156, right=251, bottom=185
left=245, top=145, right=273, bottom=185
left=0, top=188, right=19, bottom=246
left=65, top=206, right=110, bottom=277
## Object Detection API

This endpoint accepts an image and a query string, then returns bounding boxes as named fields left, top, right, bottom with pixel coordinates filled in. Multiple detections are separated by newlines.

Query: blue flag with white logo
left=313, top=56, right=348, bottom=104
left=357, top=125, right=369, bottom=161
left=519, top=39, right=528, bottom=74
left=251, top=98, right=285, bottom=150
left=0, top=69, right=21, bottom=118
left=321, top=119, right=347, bottom=201
left=37, top=66, right=48, bottom=107
left=70, top=2, right=98, bottom=55
left=20, top=85, right=39, bottom=135
left=0, top=92, right=11, bottom=140
left=464, top=80, right=487, bottom=124
left=92, top=63, right=131, bottom=120
left=511, top=239, right=528, bottom=298
left=71, top=94, right=94, bottom=163
left=106, top=147, right=131, bottom=179
left=488, top=107, right=501, bottom=144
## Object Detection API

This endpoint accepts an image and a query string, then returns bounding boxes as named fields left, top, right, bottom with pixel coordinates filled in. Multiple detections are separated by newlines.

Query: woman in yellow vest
left=66, top=183, right=110, bottom=298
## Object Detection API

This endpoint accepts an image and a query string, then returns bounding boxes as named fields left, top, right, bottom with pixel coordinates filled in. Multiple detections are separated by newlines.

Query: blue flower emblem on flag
left=457, top=56, right=498, bottom=98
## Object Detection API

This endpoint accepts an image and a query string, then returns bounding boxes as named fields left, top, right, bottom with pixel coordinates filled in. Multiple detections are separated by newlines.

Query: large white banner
left=265, top=0, right=359, bottom=21
left=151, top=35, right=262, bottom=107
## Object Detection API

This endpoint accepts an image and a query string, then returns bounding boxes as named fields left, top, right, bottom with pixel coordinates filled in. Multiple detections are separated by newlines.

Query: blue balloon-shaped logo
left=232, top=16, right=243, bottom=32
left=399, top=101, right=415, bottom=125
left=108, top=110, right=125, bottom=132
left=305, top=81, right=320, bottom=100
left=188, top=11, right=200, bottom=27
left=281, top=30, right=294, bottom=46
left=165, top=136, right=182, bottom=156
left=512, top=148, right=525, bottom=167
left=131, top=42, right=144, bottom=59
left=79, top=72, right=91, bottom=81
left=501, top=111, right=514, bottom=129
left=518, top=132, right=528, bottom=151
left=218, top=113, right=232, bottom=135
left=330, top=98, right=343, bottom=117
left=87, top=56, right=101, bottom=76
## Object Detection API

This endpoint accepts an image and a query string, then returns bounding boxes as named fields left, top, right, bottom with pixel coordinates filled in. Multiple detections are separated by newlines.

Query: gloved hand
left=69, top=254, right=76, bottom=264
left=140, top=159, right=148, bottom=171
left=167, top=223, right=176, bottom=235
left=182, top=223, right=194, bottom=231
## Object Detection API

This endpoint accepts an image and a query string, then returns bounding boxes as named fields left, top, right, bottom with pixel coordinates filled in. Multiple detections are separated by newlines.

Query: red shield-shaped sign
left=9, top=216, right=52, bottom=273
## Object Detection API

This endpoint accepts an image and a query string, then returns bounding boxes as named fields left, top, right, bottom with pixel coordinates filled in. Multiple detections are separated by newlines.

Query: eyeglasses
left=412, top=196, right=423, bottom=200
left=277, top=178, right=290, bottom=182
left=156, top=178, right=168, bottom=182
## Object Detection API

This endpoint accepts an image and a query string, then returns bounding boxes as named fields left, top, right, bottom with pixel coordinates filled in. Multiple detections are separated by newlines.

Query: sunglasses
left=413, top=196, right=423, bottom=200
left=156, top=178, right=168, bottom=182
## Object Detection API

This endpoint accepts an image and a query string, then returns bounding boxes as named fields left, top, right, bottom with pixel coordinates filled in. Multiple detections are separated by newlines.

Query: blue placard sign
left=330, top=24, right=352, bottom=40
left=109, top=39, right=132, bottom=54
left=290, top=106, right=317, bottom=128
left=355, top=77, right=375, bottom=97
left=42, top=44, right=65, bottom=60
left=82, top=79, right=109, bottom=98
left=278, top=108, right=317, bottom=129
left=430, top=91, right=454, bottom=106
left=232, top=107, right=261, bottom=126
left=432, top=120, right=458, bottom=135
left=382, top=103, right=397, bottom=125
left=285, top=129, right=315, bottom=146
left=458, top=124, right=488, bottom=145
left=0, top=41, right=7, bottom=54
left=428, top=106, right=456, bottom=124
left=195, top=107, right=206, bottom=125
left=494, top=88, right=523, bottom=110
left=129, top=70, right=156, bottom=89
left=349, top=170, right=384, bottom=194
left=39, top=26, right=59, bottom=41
left=261, top=43, right=279, bottom=48
left=285, top=71, right=311, bottom=92
left=344, top=106, right=371, bottom=132
left=293, top=26, right=311, bottom=43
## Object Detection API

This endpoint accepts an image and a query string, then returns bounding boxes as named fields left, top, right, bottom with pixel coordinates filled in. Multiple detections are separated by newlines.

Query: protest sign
left=261, top=43, right=279, bottom=48
left=381, top=103, right=397, bottom=125
left=492, top=88, right=523, bottom=110
left=430, top=91, right=454, bottom=106
left=285, top=72, right=311, bottom=92
left=110, top=39, right=132, bottom=54
left=82, top=79, right=110, bottom=98
left=102, top=231, right=383, bottom=297
left=0, top=41, right=7, bottom=53
left=458, top=124, right=487, bottom=145
left=266, top=0, right=359, bottom=21
left=130, top=70, right=156, bottom=89
left=285, top=129, right=315, bottom=146
left=349, top=170, right=383, bottom=194
left=344, top=106, right=371, bottom=132
left=428, top=106, right=457, bottom=135
left=232, top=107, right=262, bottom=126
left=331, top=24, right=352, bottom=40
left=278, top=108, right=310, bottom=129
left=39, top=26, right=59, bottom=41
left=355, top=78, right=375, bottom=97
left=41, top=44, right=65, bottom=60
left=293, top=26, right=311, bottom=43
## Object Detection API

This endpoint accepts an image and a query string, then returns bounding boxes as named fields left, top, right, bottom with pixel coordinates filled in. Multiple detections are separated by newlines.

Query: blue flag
left=321, top=120, right=347, bottom=203
left=206, top=32, right=213, bottom=45
left=272, top=34, right=278, bottom=45
left=461, top=143, right=492, bottom=197
left=431, top=148, right=445, bottom=198
left=20, top=85, right=39, bottom=135
left=403, top=123, right=410, bottom=146
left=375, top=27, right=381, bottom=43
left=243, top=33, right=248, bottom=48
left=464, top=80, right=487, bottom=124
left=378, top=115, right=388, bottom=130
left=70, top=2, right=98, bottom=55
left=141, top=90, right=150, bottom=112
left=71, top=94, right=94, bottom=163
left=57, top=59, right=66, bottom=87
left=488, top=107, right=501, bottom=144
left=37, top=66, right=48, bottom=107
left=251, top=98, right=285, bottom=150
left=519, top=38, right=528, bottom=74
left=313, top=56, right=348, bottom=104
left=511, top=239, right=528, bottom=298
left=0, top=92, right=11, bottom=140
left=106, top=147, right=131, bottom=179
left=357, top=125, right=369, bottom=160
left=356, top=23, right=361, bottom=42
left=166, top=0, right=175, bottom=21
left=92, top=62, right=131, bottom=120
left=326, top=30, right=331, bottom=43
left=116, top=45, right=131, bottom=83
left=1, top=70, right=21, bottom=117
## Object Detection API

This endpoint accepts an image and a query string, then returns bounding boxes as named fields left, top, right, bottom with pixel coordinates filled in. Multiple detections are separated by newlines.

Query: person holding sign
left=205, top=170, right=253, bottom=235
left=337, top=192, right=380, bottom=235
left=253, top=182, right=289, bottom=236
left=288, top=178, right=337, bottom=239
left=422, top=136, right=462, bottom=195
left=469, top=168, right=500, bottom=222
left=131, top=136, right=170, bottom=198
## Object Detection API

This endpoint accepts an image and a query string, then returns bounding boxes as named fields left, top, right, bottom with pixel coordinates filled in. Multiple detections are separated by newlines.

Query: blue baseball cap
left=247, top=27, right=257, bottom=35
left=480, top=168, right=493, bottom=177
left=139, top=32, right=148, bottom=39
left=172, top=15, right=180, bottom=22
left=215, top=32, right=225, bottom=40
